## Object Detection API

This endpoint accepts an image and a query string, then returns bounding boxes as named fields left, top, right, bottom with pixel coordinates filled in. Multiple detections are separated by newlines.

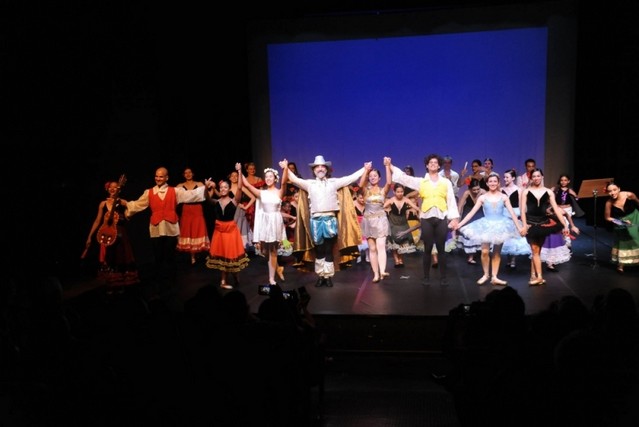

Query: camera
left=257, top=284, right=294, bottom=300
left=257, top=284, right=271, bottom=295
left=257, top=284, right=310, bottom=305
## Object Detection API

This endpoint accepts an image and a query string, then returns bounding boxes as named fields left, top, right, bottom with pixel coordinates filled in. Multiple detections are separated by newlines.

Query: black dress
left=525, top=190, right=563, bottom=240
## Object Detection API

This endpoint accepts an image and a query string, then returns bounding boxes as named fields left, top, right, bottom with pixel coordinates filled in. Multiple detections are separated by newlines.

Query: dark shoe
left=325, top=278, right=334, bottom=287
left=315, top=277, right=324, bottom=287
left=421, top=277, right=431, bottom=286
left=440, top=278, right=449, bottom=287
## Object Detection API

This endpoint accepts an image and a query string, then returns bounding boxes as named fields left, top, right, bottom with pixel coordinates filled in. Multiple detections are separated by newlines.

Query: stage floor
left=64, top=218, right=637, bottom=320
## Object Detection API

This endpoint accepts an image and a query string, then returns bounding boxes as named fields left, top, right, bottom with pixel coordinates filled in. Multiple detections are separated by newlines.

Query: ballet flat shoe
left=528, top=278, right=546, bottom=286
left=491, top=277, right=507, bottom=286
left=476, top=275, right=490, bottom=285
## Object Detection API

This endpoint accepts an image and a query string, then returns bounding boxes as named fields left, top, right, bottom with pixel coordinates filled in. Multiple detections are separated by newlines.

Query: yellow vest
left=419, top=179, right=448, bottom=212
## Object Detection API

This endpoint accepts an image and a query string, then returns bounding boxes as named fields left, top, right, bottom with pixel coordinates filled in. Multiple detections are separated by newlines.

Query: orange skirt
left=206, top=220, right=249, bottom=272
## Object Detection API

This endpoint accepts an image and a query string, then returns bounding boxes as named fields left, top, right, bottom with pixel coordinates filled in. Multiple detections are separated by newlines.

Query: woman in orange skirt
left=205, top=163, right=250, bottom=289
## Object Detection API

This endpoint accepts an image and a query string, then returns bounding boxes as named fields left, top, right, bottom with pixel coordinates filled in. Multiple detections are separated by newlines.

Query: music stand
left=577, top=178, right=613, bottom=268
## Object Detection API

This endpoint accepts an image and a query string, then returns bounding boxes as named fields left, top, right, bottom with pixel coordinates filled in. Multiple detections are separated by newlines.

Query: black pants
left=420, top=217, right=449, bottom=279
left=150, top=235, right=178, bottom=294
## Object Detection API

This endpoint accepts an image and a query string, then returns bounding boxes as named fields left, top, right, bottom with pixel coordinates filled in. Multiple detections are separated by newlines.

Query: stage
left=63, top=217, right=637, bottom=352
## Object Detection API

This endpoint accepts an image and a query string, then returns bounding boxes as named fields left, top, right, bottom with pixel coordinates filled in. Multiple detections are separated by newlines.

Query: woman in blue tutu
left=453, top=172, right=525, bottom=286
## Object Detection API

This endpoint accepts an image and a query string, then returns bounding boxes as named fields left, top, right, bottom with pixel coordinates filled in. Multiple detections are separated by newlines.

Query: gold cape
left=294, top=186, right=361, bottom=269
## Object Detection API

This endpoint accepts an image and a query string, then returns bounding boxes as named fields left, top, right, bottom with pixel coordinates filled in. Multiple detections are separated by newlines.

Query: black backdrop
left=6, top=0, right=638, bottom=276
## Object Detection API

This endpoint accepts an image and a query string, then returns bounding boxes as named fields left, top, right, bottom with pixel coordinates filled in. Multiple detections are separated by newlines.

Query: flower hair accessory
left=264, top=167, right=279, bottom=182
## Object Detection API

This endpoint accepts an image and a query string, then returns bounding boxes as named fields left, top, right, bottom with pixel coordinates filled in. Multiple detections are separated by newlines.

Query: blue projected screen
left=266, top=27, right=547, bottom=178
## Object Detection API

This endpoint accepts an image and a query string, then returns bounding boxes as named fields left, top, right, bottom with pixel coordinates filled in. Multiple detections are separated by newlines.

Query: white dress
left=253, top=189, right=286, bottom=245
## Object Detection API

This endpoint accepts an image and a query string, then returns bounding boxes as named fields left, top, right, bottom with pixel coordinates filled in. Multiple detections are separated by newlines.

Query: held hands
left=383, top=157, right=392, bottom=167
left=279, top=159, right=288, bottom=169
left=235, top=162, right=242, bottom=172
left=205, top=178, right=216, bottom=190
left=364, top=161, right=372, bottom=171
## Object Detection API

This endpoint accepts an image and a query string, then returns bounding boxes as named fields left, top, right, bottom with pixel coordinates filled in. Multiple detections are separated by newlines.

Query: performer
left=205, top=163, right=250, bottom=289
left=387, top=154, right=460, bottom=287
left=453, top=172, right=525, bottom=286
left=125, top=167, right=210, bottom=297
left=385, top=183, right=420, bottom=269
left=604, top=182, right=639, bottom=273
left=176, top=167, right=210, bottom=265
left=501, top=168, right=532, bottom=269
left=240, top=164, right=287, bottom=286
left=357, top=165, right=392, bottom=283
left=520, top=168, right=567, bottom=286
left=552, top=174, right=585, bottom=250
left=84, top=177, right=139, bottom=291
left=282, top=156, right=369, bottom=287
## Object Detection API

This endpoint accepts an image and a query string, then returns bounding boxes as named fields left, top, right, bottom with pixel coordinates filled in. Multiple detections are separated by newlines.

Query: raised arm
left=381, top=158, right=392, bottom=194
left=385, top=157, right=421, bottom=190
left=278, top=160, right=289, bottom=200
left=280, top=158, right=310, bottom=192
left=239, top=166, right=261, bottom=198
left=233, top=162, right=244, bottom=204
left=333, top=162, right=369, bottom=189
left=358, top=167, right=369, bottom=190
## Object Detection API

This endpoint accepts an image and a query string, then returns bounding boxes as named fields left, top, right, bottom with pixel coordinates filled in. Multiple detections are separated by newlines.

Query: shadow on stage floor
left=62, top=217, right=637, bottom=352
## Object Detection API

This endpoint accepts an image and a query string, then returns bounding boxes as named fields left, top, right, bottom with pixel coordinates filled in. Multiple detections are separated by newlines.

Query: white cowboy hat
left=309, top=155, right=332, bottom=168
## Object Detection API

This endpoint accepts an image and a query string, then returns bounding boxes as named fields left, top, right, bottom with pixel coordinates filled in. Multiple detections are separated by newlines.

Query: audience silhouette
left=2, top=272, right=637, bottom=427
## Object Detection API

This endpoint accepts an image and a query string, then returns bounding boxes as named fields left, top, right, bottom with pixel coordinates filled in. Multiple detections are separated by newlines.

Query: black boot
left=315, top=277, right=324, bottom=287
left=325, top=277, right=334, bottom=287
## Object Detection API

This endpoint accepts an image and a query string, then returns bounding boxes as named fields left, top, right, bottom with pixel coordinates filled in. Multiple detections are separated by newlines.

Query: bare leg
left=480, top=244, right=490, bottom=278
left=368, top=237, right=380, bottom=281
left=377, top=236, right=388, bottom=277
left=268, top=247, right=278, bottom=284
left=490, top=244, right=506, bottom=285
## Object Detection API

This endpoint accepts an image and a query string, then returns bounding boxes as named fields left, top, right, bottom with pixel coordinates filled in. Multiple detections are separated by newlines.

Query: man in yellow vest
left=386, top=155, right=460, bottom=286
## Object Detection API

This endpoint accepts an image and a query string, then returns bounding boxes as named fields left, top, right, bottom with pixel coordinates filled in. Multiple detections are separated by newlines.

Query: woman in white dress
left=240, top=165, right=287, bottom=285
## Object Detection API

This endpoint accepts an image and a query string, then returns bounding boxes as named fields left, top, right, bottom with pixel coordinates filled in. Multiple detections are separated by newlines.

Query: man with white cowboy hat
left=280, top=155, right=371, bottom=287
